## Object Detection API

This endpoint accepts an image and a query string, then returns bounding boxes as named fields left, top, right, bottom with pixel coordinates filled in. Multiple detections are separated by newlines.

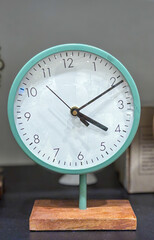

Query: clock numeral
left=77, top=152, right=84, bottom=160
left=42, top=68, right=51, bottom=78
left=26, top=87, right=37, bottom=97
left=63, top=58, right=74, bottom=68
left=110, top=77, right=116, bottom=86
left=24, top=112, right=31, bottom=121
left=53, top=148, right=60, bottom=159
left=100, top=142, right=106, bottom=151
left=118, top=100, right=124, bottom=109
left=92, top=62, right=96, bottom=71
left=115, top=124, right=121, bottom=132
left=33, top=134, right=40, bottom=144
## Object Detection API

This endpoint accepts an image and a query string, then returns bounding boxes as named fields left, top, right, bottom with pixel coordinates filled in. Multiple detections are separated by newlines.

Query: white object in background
left=59, top=174, right=97, bottom=186
left=116, top=107, right=154, bottom=193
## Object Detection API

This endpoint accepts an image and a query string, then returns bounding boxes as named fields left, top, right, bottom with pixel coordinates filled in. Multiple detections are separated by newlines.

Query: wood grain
left=29, top=199, right=137, bottom=231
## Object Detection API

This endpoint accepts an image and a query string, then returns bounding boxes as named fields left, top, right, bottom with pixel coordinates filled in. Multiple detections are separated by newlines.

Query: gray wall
left=0, top=0, right=154, bottom=165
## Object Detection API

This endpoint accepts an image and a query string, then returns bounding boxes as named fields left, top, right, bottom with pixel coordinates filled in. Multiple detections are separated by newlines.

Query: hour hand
left=79, top=116, right=89, bottom=126
left=78, top=112, right=108, bottom=131
left=71, top=107, right=108, bottom=131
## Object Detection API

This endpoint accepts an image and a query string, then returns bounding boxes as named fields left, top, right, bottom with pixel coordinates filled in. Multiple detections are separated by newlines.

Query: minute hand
left=78, top=80, right=124, bottom=111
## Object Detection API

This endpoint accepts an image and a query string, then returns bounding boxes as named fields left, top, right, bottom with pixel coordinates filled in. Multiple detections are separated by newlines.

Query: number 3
left=118, top=100, right=124, bottom=109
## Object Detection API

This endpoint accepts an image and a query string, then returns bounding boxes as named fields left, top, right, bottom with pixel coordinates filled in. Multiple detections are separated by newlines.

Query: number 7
left=53, top=148, right=60, bottom=160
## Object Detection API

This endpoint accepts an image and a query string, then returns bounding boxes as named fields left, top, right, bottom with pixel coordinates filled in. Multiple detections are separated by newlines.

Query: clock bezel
left=7, top=43, right=141, bottom=174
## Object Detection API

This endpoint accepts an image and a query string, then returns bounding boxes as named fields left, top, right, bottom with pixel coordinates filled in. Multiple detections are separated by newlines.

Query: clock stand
left=29, top=173, right=137, bottom=231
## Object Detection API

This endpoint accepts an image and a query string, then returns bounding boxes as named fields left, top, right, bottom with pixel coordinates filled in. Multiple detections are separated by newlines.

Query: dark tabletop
left=0, top=164, right=154, bottom=240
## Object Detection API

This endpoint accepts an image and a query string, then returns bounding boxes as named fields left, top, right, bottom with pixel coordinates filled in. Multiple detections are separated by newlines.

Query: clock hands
left=78, top=80, right=124, bottom=111
left=75, top=80, right=124, bottom=130
left=46, top=85, right=89, bottom=126
left=71, top=107, right=108, bottom=131
left=77, top=111, right=108, bottom=131
left=78, top=115, right=89, bottom=127
left=46, top=85, right=108, bottom=131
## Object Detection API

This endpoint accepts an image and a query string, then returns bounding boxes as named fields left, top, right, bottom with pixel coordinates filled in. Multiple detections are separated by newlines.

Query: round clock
left=8, top=43, right=140, bottom=176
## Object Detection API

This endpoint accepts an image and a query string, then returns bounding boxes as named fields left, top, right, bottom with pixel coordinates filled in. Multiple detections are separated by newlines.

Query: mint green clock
left=8, top=44, right=140, bottom=209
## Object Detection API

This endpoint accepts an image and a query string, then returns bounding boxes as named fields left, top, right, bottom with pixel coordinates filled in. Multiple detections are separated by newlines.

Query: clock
left=8, top=44, right=140, bottom=209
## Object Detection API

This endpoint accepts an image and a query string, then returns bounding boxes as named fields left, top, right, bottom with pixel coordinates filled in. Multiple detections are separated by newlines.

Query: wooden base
left=29, top=199, right=137, bottom=231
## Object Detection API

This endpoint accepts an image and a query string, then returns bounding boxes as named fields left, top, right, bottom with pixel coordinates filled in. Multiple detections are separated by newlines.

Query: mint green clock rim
left=7, top=43, right=141, bottom=175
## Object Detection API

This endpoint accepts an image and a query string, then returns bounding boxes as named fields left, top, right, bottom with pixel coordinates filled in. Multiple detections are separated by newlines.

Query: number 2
left=110, top=77, right=116, bottom=86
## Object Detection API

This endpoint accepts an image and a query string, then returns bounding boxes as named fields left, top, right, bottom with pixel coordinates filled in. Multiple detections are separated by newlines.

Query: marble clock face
left=12, top=49, right=135, bottom=172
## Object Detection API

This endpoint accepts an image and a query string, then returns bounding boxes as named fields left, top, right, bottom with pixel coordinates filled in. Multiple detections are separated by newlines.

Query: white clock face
left=14, top=50, right=134, bottom=171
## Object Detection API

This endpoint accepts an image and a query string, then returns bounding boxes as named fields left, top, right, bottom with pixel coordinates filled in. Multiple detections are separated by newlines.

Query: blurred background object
left=59, top=173, right=97, bottom=185
left=1, top=0, right=154, bottom=166
left=116, top=107, right=154, bottom=193
left=0, top=168, right=4, bottom=198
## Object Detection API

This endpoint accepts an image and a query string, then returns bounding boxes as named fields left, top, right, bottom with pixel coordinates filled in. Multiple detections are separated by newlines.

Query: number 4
left=115, top=124, right=121, bottom=132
